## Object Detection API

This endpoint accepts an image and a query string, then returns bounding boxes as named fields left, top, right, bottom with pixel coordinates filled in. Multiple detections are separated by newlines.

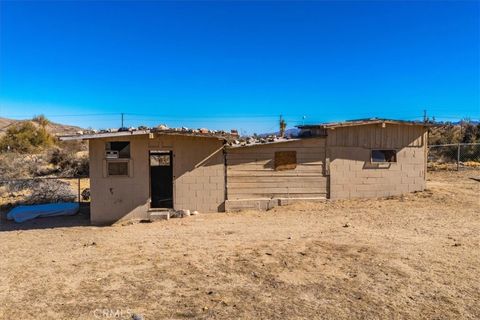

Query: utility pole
left=121, top=113, right=124, bottom=128
left=423, top=109, right=427, bottom=123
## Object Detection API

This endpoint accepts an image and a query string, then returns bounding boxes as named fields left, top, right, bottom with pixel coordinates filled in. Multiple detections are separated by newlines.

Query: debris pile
left=170, top=209, right=199, bottom=219
left=68, top=123, right=300, bottom=147
left=76, top=124, right=240, bottom=140
left=153, top=124, right=238, bottom=137
left=227, top=135, right=294, bottom=147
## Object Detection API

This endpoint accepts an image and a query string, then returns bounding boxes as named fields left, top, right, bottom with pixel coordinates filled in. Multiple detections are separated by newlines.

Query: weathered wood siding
left=327, top=124, right=425, bottom=148
left=226, top=138, right=328, bottom=199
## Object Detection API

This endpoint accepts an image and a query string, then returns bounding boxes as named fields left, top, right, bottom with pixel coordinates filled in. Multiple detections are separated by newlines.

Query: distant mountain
left=0, top=117, right=83, bottom=136
left=446, top=120, right=479, bottom=125
left=258, top=128, right=300, bottom=138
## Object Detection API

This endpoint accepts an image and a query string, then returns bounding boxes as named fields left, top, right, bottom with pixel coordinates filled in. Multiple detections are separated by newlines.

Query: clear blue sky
left=0, top=1, right=479, bottom=134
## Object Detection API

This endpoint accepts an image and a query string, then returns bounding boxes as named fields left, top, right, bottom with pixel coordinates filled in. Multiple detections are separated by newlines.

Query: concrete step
left=148, top=210, right=171, bottom=221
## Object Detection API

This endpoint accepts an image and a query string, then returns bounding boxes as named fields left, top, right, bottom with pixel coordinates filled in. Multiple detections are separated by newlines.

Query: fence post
left=77, top=177, right=81, bottom=204
left=457, top=143, right=461, bottom=171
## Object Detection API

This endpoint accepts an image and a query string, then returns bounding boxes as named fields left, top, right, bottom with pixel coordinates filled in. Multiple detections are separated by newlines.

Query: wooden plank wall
left=327, top=124, right=426, bottom=148
left=226, top=138, right=328, bottom=199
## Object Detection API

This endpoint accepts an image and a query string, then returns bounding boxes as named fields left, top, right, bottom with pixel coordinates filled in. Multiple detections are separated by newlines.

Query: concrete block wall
left=89, top=134, right=225, bottom=224
left=329, top=146, right=426, bottom=199
left=148, top=134, right=225, bottom=213
left=173, top=139, right=225, bottom=212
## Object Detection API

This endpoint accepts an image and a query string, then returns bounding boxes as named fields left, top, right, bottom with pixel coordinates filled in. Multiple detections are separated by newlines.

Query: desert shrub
left=461, top=123, right=479, bottom=143
left=74, top=155, right=89, bottom=176
left=32, top=114, right=50, bottom=127
left=48, top=148, right=89, bottom=177
left=1, top=179, right=76, bottom=206
left=429, top=121, right=480, bottom=146
left=24, top=179, right=76, bottom=204
left=0, top=121, right=54, bottom=153
left=56, top=139, right=88, bottom=153
left=0, top=153, right=44, bottom=179
left=0, top=147, right=88, bottom=180
left=49, top=148, right=68, bottom=166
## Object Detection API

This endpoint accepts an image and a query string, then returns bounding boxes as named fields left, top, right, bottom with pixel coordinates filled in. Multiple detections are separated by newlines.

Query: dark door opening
left=150, top=151, right=173, bottom=208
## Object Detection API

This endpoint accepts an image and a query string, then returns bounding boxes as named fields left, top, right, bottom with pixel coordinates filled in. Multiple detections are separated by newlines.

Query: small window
left=371, top=150, right=397, bottom=163
left=107, top=161, right=129, bottom=176
left=274, top=151, right=297, bottom=171
left=106, top=141, right=130, bottom=158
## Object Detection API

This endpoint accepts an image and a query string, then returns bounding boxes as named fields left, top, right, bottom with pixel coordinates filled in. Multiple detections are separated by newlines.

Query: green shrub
left=0, top=122, right=54, bottom=153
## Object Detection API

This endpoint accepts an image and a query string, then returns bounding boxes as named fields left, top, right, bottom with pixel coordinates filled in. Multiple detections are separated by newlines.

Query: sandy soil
left=0, top=170, right=479, bottom=319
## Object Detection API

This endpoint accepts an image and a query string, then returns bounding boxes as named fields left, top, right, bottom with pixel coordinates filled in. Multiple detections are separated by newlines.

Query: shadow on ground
left=0, top=203, right=91, bottom=231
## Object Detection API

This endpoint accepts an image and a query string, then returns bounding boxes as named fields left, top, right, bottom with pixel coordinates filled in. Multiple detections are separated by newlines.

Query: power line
left=2, top=113, right=119, bottom=118
left=1, top=112, right=477, bottom=125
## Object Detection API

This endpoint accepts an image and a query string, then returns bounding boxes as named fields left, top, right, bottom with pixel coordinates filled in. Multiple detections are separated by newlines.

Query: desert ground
left=0, top=170, right=479, bottom=319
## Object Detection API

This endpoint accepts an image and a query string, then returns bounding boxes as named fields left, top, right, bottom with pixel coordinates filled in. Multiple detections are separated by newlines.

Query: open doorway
left=149, top=151, right=173, bottom=208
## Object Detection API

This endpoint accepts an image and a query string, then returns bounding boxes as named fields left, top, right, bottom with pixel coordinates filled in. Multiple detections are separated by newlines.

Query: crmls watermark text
left=92, top=308, right=142, bottom=319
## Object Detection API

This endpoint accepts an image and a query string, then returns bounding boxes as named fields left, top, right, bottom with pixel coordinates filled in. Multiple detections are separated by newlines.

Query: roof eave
left=59, top=130, right=151, bottom=141
left=297, top=120, right=430, bottom=130
left=59, top=130, right=233, bottom=142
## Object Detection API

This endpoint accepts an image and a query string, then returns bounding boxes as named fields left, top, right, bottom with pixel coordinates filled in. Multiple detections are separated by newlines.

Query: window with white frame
left=105, top=141, right=131, bottom=176
left=107, top=160, right=129, bottom=176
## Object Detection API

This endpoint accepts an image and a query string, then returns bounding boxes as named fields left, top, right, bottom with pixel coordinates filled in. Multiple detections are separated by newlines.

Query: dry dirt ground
left=0, top=170, right=479, bottom=319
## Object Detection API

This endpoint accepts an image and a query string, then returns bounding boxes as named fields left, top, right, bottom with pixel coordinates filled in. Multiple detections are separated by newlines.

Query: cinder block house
left=63, top=130, right=228, bottom=224
left=61, top=119, right=428, bottom=224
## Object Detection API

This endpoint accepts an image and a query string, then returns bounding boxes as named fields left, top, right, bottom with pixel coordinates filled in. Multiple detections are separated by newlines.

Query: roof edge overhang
left=59, top=130, right=151, bottom=141
left=297, top=118, right=430, bottom=130
left=59, top=130, right=231, bottom=142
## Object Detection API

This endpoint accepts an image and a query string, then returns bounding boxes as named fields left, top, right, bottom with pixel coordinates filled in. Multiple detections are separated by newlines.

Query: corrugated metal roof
left=297, top=118, right=429, bottom=129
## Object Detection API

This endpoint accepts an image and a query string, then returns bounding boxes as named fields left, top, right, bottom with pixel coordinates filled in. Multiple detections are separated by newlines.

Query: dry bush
left=1, top=179, right=76, bottom=207
left=0, top=115, right=88, bottom=179
left=0, top=147, right=88, bottom=180
left=56, top=140, right=88, bottom=153
left=0, top=153, right=47, bottom=179
left=23, top=179, right=76, bottom=205
left=48, top=148, right=89, bottom=177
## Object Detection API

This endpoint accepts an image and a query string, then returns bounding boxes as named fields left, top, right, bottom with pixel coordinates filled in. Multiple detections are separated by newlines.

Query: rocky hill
left=429, top=121, right=480, bottom=145
left=0, top=117, right=83, bottom=136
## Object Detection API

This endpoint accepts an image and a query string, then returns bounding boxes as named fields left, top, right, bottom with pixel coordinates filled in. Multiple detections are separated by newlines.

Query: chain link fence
left=428, top=143, right=480, bottom=171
